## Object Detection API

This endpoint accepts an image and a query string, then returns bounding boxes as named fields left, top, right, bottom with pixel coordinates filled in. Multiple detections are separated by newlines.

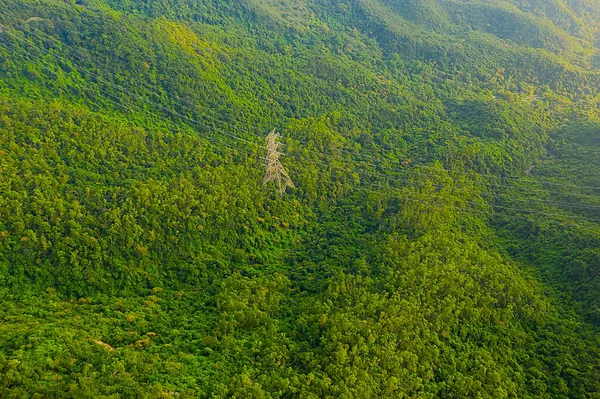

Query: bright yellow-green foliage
left=0, top=0, right=599, bottom=397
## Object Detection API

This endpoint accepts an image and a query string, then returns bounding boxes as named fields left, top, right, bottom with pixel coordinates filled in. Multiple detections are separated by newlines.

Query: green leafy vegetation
left=0, top=0, right=599, bottom=397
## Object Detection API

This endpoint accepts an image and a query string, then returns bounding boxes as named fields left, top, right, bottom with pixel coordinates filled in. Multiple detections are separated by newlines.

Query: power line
left=3, top=24, right=600, bottom=218
left=285, top=146, right=600, bottom=210
left=16, top=22, right=280, bottom=134
left=275, top=152, right=600, bottom=223
left=0, top=33, right=260, bottom=160
left=11, top=22, right=600, bottom=199
left=332, top=174, right=600, bottom=224
left=17, top=22, right=600, bottom=194
left=354, top=165, right=600, bottom=210
left=0, top=29, right=263, bottom=153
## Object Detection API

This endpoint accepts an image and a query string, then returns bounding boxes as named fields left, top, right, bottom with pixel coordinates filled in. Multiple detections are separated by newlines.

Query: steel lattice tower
left=263, top=129, right=294, bottom=194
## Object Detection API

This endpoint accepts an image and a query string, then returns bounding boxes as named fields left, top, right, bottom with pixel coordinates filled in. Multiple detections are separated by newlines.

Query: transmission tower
left=263, top=129, right=295, bottom=194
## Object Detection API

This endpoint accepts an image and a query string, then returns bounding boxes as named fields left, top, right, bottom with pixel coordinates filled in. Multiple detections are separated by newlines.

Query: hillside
left=0, top=0, right=599, bottom=397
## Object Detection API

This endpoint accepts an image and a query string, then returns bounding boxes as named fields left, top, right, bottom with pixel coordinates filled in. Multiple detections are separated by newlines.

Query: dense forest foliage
left=0, top=0, right=599, bottom=397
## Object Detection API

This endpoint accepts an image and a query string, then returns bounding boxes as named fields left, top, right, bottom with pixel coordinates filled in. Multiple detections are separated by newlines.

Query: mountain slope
left=0, top=0, right=599, bottom=397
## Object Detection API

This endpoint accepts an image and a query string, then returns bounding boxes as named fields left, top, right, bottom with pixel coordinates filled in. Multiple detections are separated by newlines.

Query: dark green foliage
left=0, top=0, right=599, bottom=397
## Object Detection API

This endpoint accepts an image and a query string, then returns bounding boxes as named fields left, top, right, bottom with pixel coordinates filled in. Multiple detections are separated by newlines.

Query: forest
left=0, top=0, right=599, bottom=397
